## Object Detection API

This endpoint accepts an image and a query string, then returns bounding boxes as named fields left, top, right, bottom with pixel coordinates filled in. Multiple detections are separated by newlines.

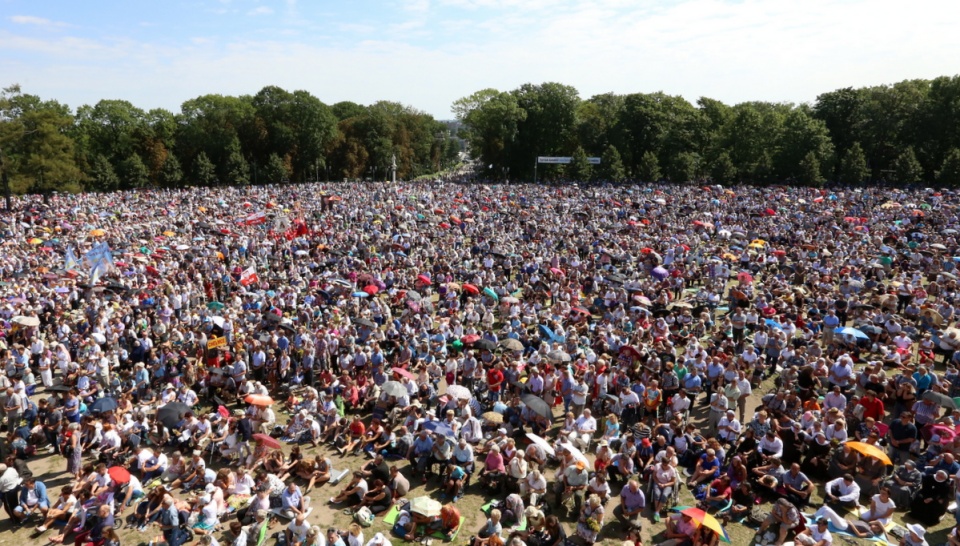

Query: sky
left=2, top=0, right=960, bottom=119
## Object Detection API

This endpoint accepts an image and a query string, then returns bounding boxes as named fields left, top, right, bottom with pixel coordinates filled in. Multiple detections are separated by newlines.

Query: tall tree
left=88, top=154, right=119, bottom=191
left=193, top=151, right=217, bottom=186
left=597, top=145, right=626, bottom=182
left=159, top=154, right=183, bottom=187
left=839, top=141, right=869, bottom=183
left=452, top=89, right=526, bottom=178
left=798, top=151, right=825, bottom=186
left=709, top=152, right=737, bottom=184
left=637, top=151, right=661, bottom=182
left=893, top=146, right=923, bottom=184
left=223, top=137, right=250, bottom=185
left=938, top=148, right=960, bottom=187
left=118, top=153, right=150, bottom=188
left=567, top=147, right=592, bottom=181
left=263, top=152, right=290, bottom=184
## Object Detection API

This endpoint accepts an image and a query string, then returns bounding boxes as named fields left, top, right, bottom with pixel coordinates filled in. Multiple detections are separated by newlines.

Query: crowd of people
left=1, top=180, right=960, bottom=546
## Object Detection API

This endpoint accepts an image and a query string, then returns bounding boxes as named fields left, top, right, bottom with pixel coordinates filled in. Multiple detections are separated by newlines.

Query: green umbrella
left=207, top=301, right=225, bottom=311
left=483, top=287, right=499, bottom=301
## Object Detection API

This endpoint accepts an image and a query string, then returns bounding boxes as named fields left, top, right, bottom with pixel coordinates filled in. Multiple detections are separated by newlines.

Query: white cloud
left=248, top=6, right=274, bottom=15
left=9, top=15, right=69, bottom=29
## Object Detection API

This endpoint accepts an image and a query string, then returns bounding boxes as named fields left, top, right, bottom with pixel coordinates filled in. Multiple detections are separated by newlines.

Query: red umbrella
left=570, top=307, right=590, bottom=316
left=417, top=274, right=431, bottom=285
left=549, top=267, right=565, bottom=277
left=434, top=208, right=444, bottom=214
left=244, top=394, right=274, bottom=406
left=450, top=216, right=462, bottom=224
left=252, top=433, right=282, bottom=450
left=737, top=272, right=753, bottom=284
left=463, top=283, right=480, bottom=295
left=438, top=222, right=451, bottom=229
left=765, top=208, right=776, bottom=216
left=390, top=367, right=415, bottom=379
left=363, top=285, right=379, bottom=295
left=146, top=266, right=160, bottom=277
left=619, top=345, right=643, bottom=360
left=108, top=466, right=131, bottom=484
left=641, top=247, right=653, bottom=254
left=461, top=334, right=481, bottom=344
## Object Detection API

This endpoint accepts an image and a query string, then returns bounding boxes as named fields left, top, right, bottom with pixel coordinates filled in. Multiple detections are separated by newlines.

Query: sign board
left=207, top=336, right=227, bottom=349
left=537, top=156, right=601, bottom=165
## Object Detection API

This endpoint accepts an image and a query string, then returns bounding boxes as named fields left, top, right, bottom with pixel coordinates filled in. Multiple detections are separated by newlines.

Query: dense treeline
left=0, top=84, right=461, bottom=194
left=453, top=77, right=960, bottom=185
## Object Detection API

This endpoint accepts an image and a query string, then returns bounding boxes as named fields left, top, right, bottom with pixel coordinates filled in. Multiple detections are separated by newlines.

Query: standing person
left=64, top=423, right=83, bottom=479
left=0, top=462, right=23, bottom=520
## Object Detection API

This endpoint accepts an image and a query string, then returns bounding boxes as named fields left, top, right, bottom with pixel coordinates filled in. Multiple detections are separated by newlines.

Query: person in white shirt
left=794, top=518, right=833, bottom=546
left=758, top=430, right=784, bottom=459
left=823, top=386, right=847, bottom=411
left=567, top=409, right=597, bottom=450
left=824, top=474, right=861, bottom=509
left=716, top=410, right=742, bottom=444
left=284, top=512, right=311, bottom=546
left=520, top=469, right=547, bottom=506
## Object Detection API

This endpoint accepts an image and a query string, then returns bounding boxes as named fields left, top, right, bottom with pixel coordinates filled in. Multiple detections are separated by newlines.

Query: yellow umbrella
left=28, top=237, right=43, bottom=245
left=748, top=243, right=764, bottom=249
left=163, top=231, right=176, bottom=237
left=750, top=239, right=766, bottom=246
left=89, top=229, right=106, bottom=237
left=679, top=508, right=730, bottom=542
left=845, top=441, right=892, bottom=465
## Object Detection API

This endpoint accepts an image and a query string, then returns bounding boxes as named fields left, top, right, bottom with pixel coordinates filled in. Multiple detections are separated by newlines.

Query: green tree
left=667, top=152, right=699, bottom=182
left=893, top=146, right=924, bottom=184
left=597, top=145, right=626, bottom=182
left=118, top=153, right=150, bottom=188
left=637, top=151, right=661, bottom=181
left=193, top=151, right=217, bottom=186
left=452, top=89, right=526, bottom=179
left=798, top=151, right=825, bottom=186
left=709, top=152, right=737, bottom=184
left=263, top=152, right=289, bottom=184
left=223, top=137, right=250, bottom=185
left=159, top=153, right=183, bottom=187
left=938, top=148, right=960, bottom=187
left=567, top=147, right=592, bottom=180
left=839, top=141, right=869, bottom=183
left=88, top=154, right=119, bottom=191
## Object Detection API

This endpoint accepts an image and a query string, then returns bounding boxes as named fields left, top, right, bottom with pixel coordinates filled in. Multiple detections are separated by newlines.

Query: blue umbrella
left=89, top=396, right=118, bottom=414
left=352, top=291, right=369, bottom=298
left=764, top=319, right=783, bottom=330
left=652, top=266, right=669, bottom=281
left=835, top=327, right=869, bottom=339
left=422, top=421, right=456, bottom=438
left=538, top=324, right=565, bottom=343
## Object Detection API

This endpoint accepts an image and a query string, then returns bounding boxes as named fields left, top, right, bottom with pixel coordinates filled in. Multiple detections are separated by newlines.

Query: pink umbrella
left=549, top=267, right=565, bottom=277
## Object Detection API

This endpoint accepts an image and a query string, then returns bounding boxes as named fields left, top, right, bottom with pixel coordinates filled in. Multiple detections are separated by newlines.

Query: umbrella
left=651, top=266, right=668, bottom=280
left=390, top=367, right=415, bottom=379
left=445, top=385, right=472, bottom=400
left=89, top=396, right=118, bottom=413
left=619, top=345, right=643, bottom=360
left=502, top=296, right=520, bottom=304
left=475, top=339, right=497, bottom=351
left=244, top=394, right=275, bottom=406
left=845, top=441, right=892, bottom=465
left=108, top=466, right=131, bottom=485
left=764, top=319, right=784, bottom=330
left=632, top=295, right=652, bottom=306
left=381, top=381, right=407, bottom=397
left=835, top=327, right=869, bottom=339
left=482, top=411, right=504, bottom=424
left=499, top=338, right=523, bottom=351
left=362, top=285, right=379, bottom=295
left=737, top=271, right=753, bottom=283
left=525, top=433, right=556, bottom=457
left=461, top=334, right=481, bottom=345
left=463, top=283, right=480, bottom=295
left=416, top=274, right=432, bottom=285
left=548, top=350, right=571, bottom=363
left=570, top=307, right=591, bottom=316
left=89, top=229, right=106, bottom=237
left=557, top=442, right=588, bottom=464
left=549, top=267, right=565, bottom=277
left=422, top=421, right=456, bottom=438
left=538, top=324, right=566, bottom=343
left=206, top=301, right=225, bottom=311
left=923, top=390, right=960, bottom=409
left=354, top=318, right=376, bottom=329
left=678, top=508, right=731, bottom=543
left=351, top=291, right=369, bottom=298
left=483, top=287, right=499, bottom=300
left=409, top=497, right=443, bottom=517
left=405, top=290, right=422, bottom=301
left=11, top=315, right=40, bottom=327
left=252, top=433, right=282, bottom=450
left=157, top=402, right=190, bottom=429
left=521, top=394, right=552, bottom=419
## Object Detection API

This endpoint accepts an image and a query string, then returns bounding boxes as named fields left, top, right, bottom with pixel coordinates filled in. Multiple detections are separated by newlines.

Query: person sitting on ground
left=757, top=498, right=801, bottom=546
left=687, top=449, right=720, bottom=488
left=812, top=505, right=890, bottom=540
left=329, top=471, right=367, bottom=508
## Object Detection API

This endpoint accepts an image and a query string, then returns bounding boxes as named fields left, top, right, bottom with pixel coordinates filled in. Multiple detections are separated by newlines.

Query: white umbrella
left=526, top=433, right=556, bottom=457
left=12, top=316, right=40, bottom=327
left=558, top=442, right=588, bottom=464
left=444, top=385, right=471, bottom=400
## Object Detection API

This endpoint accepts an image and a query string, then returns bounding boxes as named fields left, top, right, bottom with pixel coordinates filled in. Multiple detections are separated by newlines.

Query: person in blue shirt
left=682, top=373, right=702, bottom=405
left=13, top=477, right=49, bottom=524
left=409, top=431, right=434, bottom=475
left=444, top=464, right=467, bottom=500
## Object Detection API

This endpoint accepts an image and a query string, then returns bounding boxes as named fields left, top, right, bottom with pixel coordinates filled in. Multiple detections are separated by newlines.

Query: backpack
left=354, top=506, right=374, bottom=527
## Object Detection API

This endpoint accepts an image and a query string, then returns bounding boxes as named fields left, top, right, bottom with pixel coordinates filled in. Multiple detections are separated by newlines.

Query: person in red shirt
left=487, top=363, right=505, bottom=402
left=858, top=389, right=885, bottom=422
left=339, top=415, right=366, bottom=454
left=703, top=475, right=732, bottom=511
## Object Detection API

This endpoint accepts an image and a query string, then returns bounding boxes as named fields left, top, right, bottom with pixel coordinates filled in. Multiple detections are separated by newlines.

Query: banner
left=83, top=242, right=112, bottom=269
left=243, top=211, right=267, bottom=226
left=537, top=156, right=601, bottom=165
left=240, top=266, right=259, bottom=286
left=207, top=336, right=227, bottom=349
left=64, top=246, right=78, bottom=271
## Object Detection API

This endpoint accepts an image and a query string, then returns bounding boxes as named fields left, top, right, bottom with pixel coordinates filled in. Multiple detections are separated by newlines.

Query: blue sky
left=2, top=0, right=960, bottom=118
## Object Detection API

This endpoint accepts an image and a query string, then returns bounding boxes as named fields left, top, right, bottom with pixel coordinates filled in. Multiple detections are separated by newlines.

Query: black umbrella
left=474, top=339, right=497, bottom=352
left=354, top=318, right=376, bottom=329
left=405, top=290, right=422, bottom=301
left=923, top=390, right=959, bottom=410
left=47, top=384, right=72, bottom=392
left=157, top=402, right=190, bottom=429
left=89, top=396, right=118, bottom=414
left=521, top=394, right=553, bottom=420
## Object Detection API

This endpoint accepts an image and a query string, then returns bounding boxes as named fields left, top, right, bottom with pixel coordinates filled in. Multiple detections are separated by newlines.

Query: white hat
left=907, top=523, right=925, bottom=538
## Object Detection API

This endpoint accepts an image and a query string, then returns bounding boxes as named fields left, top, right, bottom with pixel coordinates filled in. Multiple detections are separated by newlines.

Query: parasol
left=409, top=497, right=443, bottom=517
left=525, top=433, right=556, bottom=457
left=481, top=411, right=504, bottom=424
left=381, top=381, right=407, bottom=397
left=499, top=338, right=523, bottom=351
left=252, top=433, right=282, bottom=449
left=157, top=402, right=190, bottom=429
left=845, top=441, right=892, bottom=465
left=244, top=394, right=275, bottom=406
left=445, top=385, right=472, bottom=400
left=521, top=394, right=552, bottom=419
